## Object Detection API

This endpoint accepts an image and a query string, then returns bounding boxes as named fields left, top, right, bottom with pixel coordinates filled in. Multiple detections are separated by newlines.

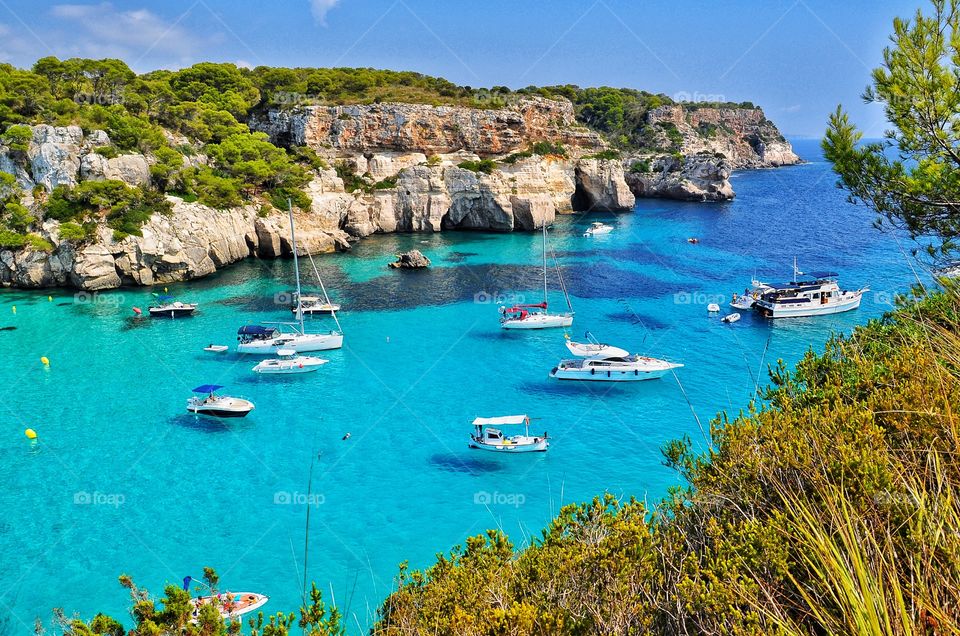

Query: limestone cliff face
left=251, top=97, right=604, bottom=156
left=645, top=104, right=800, bottom=168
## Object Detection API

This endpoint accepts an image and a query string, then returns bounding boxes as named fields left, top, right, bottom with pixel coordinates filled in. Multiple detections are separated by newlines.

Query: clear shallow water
left=0, top=140, right=929, bottom=633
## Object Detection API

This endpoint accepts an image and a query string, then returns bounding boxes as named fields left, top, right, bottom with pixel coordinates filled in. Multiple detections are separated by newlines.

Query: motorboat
left=753, top=260, right=866, bottom=318
left=238, top=200, right=344, bottom=353
left=550, top=354, right=682, bottom=382
left=564, top=332, right=629, bottom=358
left=148, top=295, right=196, bottom=318
left=252, top=349, right=328, bottom=374
left=190, top=592, right=268, bottom=621
left=291, top=295, right=341, bottom=315
left=583, top=221, right=613, bottom=236
left=731, top=279, right=773, bottom=310
left=186, top=385, right=254, bottom=418
left=721, top=312, right=741, bottom=323
left=203, top=344, right=229, bottom=353
left=500, top=223, right=574, bottom=329
left=469, top=415, right=548, bottom=453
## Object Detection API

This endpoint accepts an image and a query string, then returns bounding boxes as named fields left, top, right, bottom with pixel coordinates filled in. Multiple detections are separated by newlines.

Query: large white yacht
left=753, top=263, right=866, bottom=318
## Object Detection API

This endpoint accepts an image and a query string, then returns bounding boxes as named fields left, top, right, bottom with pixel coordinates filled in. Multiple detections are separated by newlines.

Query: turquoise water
left=0, top=140, right=929, bottom=633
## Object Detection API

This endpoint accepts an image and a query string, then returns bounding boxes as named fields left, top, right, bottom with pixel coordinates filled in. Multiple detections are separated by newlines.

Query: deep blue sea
left=0, top=139, right=931, bottom=633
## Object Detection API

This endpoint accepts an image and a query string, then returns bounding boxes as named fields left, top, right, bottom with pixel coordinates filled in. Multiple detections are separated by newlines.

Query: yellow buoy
left=11, top=305, right=16, bottom=314
left=48, top=296, right=52, bottom=301
left=40, top=356, right=49, bottom=366
left=24, top=428, right=36, bottom=440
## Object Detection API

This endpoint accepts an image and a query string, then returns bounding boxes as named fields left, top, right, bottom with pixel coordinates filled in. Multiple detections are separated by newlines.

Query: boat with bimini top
left=469, top=415, right=548, bottom=453
left=186, top=385, right=254, bottom=418
left=753, top=260, right=867, bottom=318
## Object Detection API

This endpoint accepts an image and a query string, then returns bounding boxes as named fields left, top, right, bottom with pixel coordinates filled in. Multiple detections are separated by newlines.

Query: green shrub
left=93, top=145, right=120, bottom=158
left=334, top=161, right=368, bottom=193
left=426, top=154, right=442, bottom=166
left=372, top=175, right=398, bottom=190
left=2, top=201, right=33, bottom=231
left=530, top=141, right=567, bottom=157
left=583, top=148, right=620, bottom=160
left=1, top=124, right=32, bottom=152
left=629, top=159, right=651, bottom=173
left=0, top=229, right=26, bottom=248
left=501, top=149, right=533, bottom=164
left=186, top=169, right=242, bottom=209
left=25, top=233, right=52, bottom=251
left=269, top=186, right=312, bottom=211
left=58, top=221, right=92, bottom=241
left=45, top=180, right=170, bottom=237
left=457, top=159, right=496, bottom=174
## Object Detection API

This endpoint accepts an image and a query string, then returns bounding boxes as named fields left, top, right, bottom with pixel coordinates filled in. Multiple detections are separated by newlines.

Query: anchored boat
left=550, top=354, right=682, bottom=382
left=469, top=415, right=548, bottom=453
left=753, top=260, right=866, bottom=318
left=500, top=223, right=573, bottom=329
left=252, top=349, right=327, bottom=374
left=583, top=221, right=613, bottom=236
left=564, top=332, right=629, bottom=358
left=238, top=201, right=343, bottom=353
left=186, top=385, right=254, bottom=418
left=730, top=279, right=773, bottom=310
left=148, top=294, right=197, bottom=318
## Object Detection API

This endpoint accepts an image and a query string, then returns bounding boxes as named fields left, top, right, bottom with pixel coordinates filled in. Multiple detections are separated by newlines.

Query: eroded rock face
left=252, top=97, right=604, bottom=156
left=80, top=153, right=151, bottom=186
left=572, top=159, right=636, bottom=211
left=645, top=105, right=801, bottom=169
left=625, top=155, right=734, bottom=202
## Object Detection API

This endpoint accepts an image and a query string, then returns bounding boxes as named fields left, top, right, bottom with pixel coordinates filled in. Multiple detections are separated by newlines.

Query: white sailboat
left=500, top=223, right=574, bottom=329
left=238, top=201, right=343, bottom=354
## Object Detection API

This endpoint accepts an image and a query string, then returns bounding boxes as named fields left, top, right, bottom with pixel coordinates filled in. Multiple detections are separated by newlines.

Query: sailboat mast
left=542, top=222, right=548, bottom=306
left=288, top=199, right=305, bottom=330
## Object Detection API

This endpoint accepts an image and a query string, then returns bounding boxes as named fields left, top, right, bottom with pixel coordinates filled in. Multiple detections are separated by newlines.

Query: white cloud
left=234, top=59, right=253, bottom=70
left=48, top=3, right=196, bottom=63
left=310, top=0, right=340, bottom=25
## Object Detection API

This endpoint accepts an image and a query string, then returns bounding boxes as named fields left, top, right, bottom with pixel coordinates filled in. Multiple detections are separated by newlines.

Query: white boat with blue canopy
left=753, top=260, right=867, bottom=318
left=186, top=385, right=254, bottom=418
left=469, top=415, right=548, bottom=453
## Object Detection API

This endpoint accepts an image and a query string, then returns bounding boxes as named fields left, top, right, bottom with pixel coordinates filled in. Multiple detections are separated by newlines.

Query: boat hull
left=469, top=438, right=548, bottom=452
left=501, top=313, right=573, bottom=330
left=238, top=333, right=343, bottom=354
left=549, top=367, right=672, bottom=381
left=187, top=397, right=254, bottom=418
left=187, top=406, right=253, bottom=418
left=191, top=592, right=268, bottom=620
left=755, top=293, right=862, bottom=318
left=252, top=359, right=326, bottom=374
left=149, top=307, right=196, bottom=318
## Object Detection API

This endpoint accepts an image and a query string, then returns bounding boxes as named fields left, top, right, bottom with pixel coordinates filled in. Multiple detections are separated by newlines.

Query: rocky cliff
left=0, top=97, right=799, bottom=290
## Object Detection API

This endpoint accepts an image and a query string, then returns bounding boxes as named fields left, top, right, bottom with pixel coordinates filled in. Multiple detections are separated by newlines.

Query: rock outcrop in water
left=625, top=154, right=735, bottom=202
left=389, top=249, right=431, bottom=269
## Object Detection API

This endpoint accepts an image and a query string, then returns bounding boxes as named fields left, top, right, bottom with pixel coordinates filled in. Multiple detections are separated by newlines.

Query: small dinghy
left=583, top=222, right=613, bottom=237
left=148, top=294, right=197, bottom=318
left=187, top=385, right=254, bottom=418
left=203, top=344, right=229, bottom=353
left=469, top=415, right=548, bottom=453
left=721, top=312, right=741, bottom=324
left=190, top=592, right=268, bottom=621
left=731, top=278, right=773, bottom=310
left=291, top=295, right=342, bottom=315
left=564, top=332, right=629, bottom=358
left=252, top=349, right=327, bottom=374
left=707, top=303, right=721, bottom=313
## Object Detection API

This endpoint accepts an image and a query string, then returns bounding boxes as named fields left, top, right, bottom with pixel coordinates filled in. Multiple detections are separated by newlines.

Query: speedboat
left=252, top=349, right=328, bottom=374
left=731, top=279, right=773, bottom=310
left=190, top=592, right=268, bottom=621
left=550, top=355, right=682, bottom=382
left=236, top=325, right=342, bottom=354
left=186, top=385, right=254, bottom=418
left=469, top=415, right=548, bottom=453
left=753, top=260, right=866, bottom=318
left=148, top=295, right=196, bottom=318
left=583, top=222, right=613, bottom=236
left=564, top=332, right=629, bottom=358
left=291, top=295, right=341, bottom=315
left=500, top=223, right=574, bottom=329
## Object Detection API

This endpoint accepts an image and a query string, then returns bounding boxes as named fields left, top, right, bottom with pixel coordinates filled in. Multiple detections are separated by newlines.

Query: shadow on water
left=516, top=380, right=631, bottom=398
left=0, top=326, right=16, bottom=331
left=168, top=413, right=252, bottom=433
left=606, top=312, right=670, bottom=331
left=443, top=251, right=480, bottom=263
left=428, top=453, right=504, bottom=475
left=119, top=316, right=153, bottom=332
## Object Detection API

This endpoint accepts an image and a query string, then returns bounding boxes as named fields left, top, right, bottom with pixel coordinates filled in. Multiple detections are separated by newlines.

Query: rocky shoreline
left=0, top=98, right=799, bottom=291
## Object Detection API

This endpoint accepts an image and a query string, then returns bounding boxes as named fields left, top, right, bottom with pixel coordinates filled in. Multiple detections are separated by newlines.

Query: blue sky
left=0, top=1, right=922, bottom=136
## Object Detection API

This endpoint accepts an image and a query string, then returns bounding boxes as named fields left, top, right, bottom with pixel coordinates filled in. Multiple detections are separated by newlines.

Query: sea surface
left=0, top=139, right=932, bottom=633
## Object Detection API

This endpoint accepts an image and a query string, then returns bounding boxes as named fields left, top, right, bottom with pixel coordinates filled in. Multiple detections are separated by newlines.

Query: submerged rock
left=389, top=250, right=431, bottom=269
